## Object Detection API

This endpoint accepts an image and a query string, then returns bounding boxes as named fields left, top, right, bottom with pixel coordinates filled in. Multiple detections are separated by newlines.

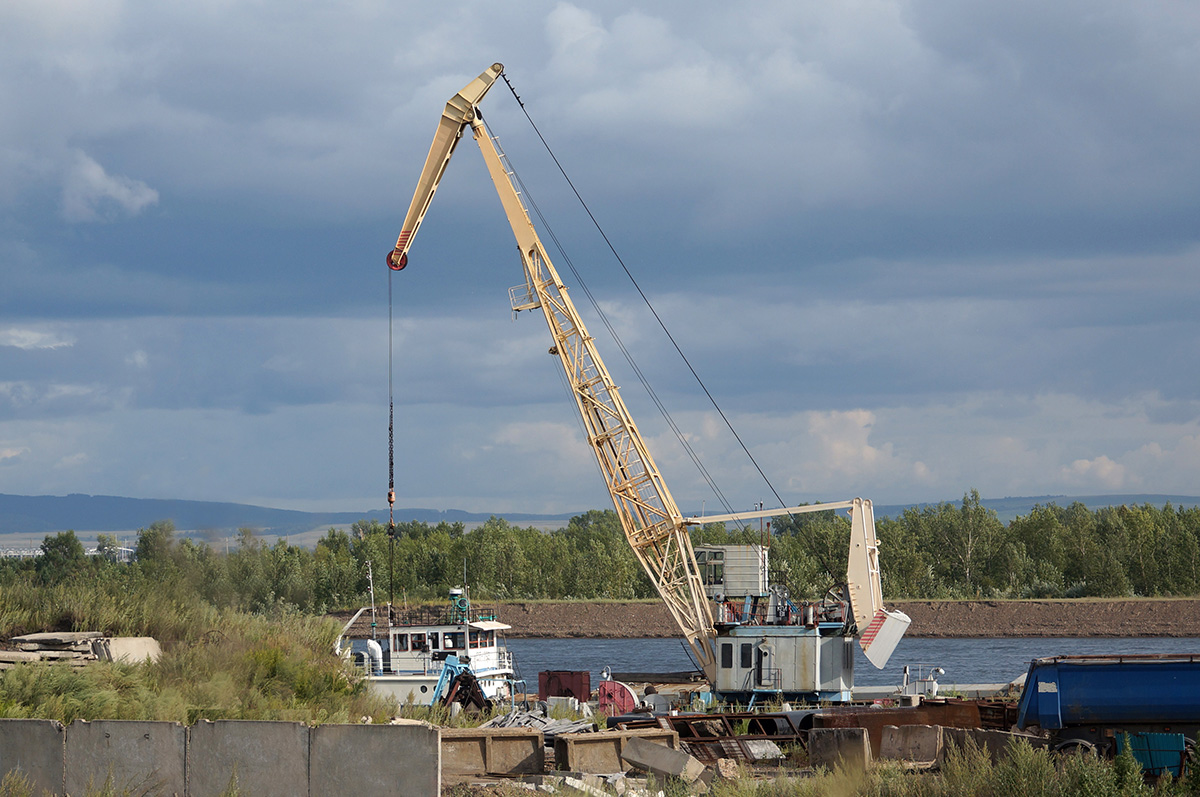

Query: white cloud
left=0, top=447, right=28, bottom=463
left=0, top=328, right=74, bottom=350
left=55, top=451, right=88, bottom=468
left=1061, top=455, right=1128, bottom=491
left=61, top=150, right=158, bottom=222
left=491, top=420, right=592, bottom=471
left=546, top=3, right=607, bottom=75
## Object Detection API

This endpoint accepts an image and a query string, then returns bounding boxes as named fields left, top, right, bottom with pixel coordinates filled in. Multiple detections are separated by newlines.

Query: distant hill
left=2, top=491, right=1198, bottom=548
left=874, top=494, right=1200, bottom=524
left=0, top=493, right=576, bottom=540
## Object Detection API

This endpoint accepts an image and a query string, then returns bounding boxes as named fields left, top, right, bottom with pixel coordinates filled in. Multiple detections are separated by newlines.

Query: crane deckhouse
left=389, top=64, right=910, bottom=702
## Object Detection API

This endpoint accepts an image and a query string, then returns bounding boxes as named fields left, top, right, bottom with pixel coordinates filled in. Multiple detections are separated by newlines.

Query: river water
left=506, top=636, right=1200, bottom=690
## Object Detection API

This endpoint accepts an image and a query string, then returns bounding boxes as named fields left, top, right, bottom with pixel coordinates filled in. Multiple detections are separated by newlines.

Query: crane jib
left=385, top=65, right=911, bottom=698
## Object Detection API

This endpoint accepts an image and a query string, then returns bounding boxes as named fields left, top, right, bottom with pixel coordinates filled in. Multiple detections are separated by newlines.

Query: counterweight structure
left=389, top=64, right=910, bottom=701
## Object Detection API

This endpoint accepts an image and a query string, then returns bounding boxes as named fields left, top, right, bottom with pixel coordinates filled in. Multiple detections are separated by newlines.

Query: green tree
left=134, top=520, right=176, bottom=565
left=37, top=530, right=87, bottom=584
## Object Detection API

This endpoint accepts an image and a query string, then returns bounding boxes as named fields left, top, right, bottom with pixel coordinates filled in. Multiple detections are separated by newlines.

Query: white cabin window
left=429, top=632, right=440, bottom=649
left=393, top=634, right=409, bottom=652
left=444, top=632, right=464, bottom=650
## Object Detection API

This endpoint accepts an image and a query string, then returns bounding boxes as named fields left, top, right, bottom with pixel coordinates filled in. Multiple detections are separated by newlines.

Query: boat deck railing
left=388, top=603, right=501, bottom=627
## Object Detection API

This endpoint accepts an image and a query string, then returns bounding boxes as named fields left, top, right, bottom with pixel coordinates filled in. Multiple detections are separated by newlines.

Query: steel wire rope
left=498, top=74, right=794, bottom=524
left=386, top=269, right=397, bottom=606
left=481, top=115, right=742, bottom=528
left=387, top=269, right=395, bottom=522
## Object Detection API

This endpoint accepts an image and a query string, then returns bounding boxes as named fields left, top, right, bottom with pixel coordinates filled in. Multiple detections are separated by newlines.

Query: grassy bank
left=0, top=577, right=390, bottom=724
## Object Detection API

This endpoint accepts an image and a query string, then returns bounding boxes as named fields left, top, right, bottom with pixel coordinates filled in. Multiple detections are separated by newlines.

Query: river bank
left=496, top=598, right=1200, bottom=638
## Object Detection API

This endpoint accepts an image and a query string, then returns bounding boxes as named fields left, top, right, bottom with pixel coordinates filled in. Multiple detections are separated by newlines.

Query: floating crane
left=389, top=64, right=910, bottom=701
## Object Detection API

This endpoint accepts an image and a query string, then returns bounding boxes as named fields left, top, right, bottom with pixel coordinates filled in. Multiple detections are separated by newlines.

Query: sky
left=1, top=1, right=1199, bottom=517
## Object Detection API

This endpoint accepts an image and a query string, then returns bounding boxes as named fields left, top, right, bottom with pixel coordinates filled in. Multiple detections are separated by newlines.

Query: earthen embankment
left=495, top=599, right=1200, bottom=638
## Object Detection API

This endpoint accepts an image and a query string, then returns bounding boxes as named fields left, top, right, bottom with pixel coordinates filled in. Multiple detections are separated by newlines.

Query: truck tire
left=1053, top=739, right=1098, bottom=757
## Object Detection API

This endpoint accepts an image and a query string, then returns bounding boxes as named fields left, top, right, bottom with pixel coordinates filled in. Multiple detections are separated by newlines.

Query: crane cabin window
left=721, top=643, right=733, bottom=669
left=697, top=549, right=725, bottom=586
left=741, top=643, right=753, bottom=669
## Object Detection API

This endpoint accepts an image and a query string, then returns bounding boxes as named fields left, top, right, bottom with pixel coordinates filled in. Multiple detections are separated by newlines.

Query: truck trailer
left=1016, top=654, right=1200, bottom=776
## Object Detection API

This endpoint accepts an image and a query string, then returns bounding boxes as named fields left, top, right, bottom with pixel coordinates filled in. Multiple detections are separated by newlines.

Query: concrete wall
left=188, top=720, right=309, bottom=797
left=0, top=718, right=441, bottom=797
left=310, top=723, right=440, bottom=797
left=65, top=720, right=186, bottom=797
left=0, top=719, right=64, bottom=796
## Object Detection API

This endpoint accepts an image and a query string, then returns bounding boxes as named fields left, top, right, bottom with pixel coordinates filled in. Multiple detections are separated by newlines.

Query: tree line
left=3, top=492, right=1200, bottom=616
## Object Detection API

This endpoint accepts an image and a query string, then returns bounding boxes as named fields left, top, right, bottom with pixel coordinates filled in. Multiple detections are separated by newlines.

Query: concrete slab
left=879, top=724, right=943, bottom=764
left=742, top=740, right=784, bottom=762
left=65, top=719, right=185, bottom=797
left=11, top=632, right=102, bottom=646
left=807, top=727, right=872, bottom=771
left=0, top=718, right=65, bottom=796
left=103, top=637, right=163, bottom=664
left=309, top=723, right=439, bottom=797
left=187, top=720, right=309, bottom=797
left=620, top=736, right=706, bottom=783
left=942, top=727, right=1047, bottom=763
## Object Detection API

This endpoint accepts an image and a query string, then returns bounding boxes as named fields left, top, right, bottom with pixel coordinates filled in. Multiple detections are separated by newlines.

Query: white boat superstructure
left=336, top=588, right=517, bottom=707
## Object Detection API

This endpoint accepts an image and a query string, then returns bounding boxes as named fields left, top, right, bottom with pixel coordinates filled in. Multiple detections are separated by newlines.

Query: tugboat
left=336, top=587, right=517, bottom=707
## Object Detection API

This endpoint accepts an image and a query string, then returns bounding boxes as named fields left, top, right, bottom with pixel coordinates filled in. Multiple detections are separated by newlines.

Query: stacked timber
left=0, top=632, right=161, bottom=669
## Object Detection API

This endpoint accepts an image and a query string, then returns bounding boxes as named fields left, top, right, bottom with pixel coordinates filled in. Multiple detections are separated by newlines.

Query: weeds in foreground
left=697, top=737, right=1176, bottom=797
left=0, top=771, right=32, bottom=797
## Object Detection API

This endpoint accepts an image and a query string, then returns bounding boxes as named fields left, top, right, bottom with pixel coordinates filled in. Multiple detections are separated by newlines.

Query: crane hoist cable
left=485, top=117, right=741, bottom=527
left=387, top=267, right=396, bottom=528
left=500, top=73, right=793, bottom=526
left=387, top=266, right=398, bottom=609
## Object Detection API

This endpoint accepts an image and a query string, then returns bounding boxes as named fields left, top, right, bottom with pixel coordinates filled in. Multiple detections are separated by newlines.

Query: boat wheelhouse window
left=444, top=632, right=465, bottom=650
left=428, top=632, right=440, bottom=649
left=485, top=630, right=495, bottom=646
left=721, top=643, right=733, bottom=669
left=740, top=643, right=753, bottom=669
left=411, top=633, right=428, bottom=651
left=469, top=630, right=482, bottom=649
left=393, top=634, right=409, bottom=652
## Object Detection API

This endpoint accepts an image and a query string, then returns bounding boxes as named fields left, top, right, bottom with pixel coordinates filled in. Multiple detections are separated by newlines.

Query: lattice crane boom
left=389, top=65, right=718, bottom=675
